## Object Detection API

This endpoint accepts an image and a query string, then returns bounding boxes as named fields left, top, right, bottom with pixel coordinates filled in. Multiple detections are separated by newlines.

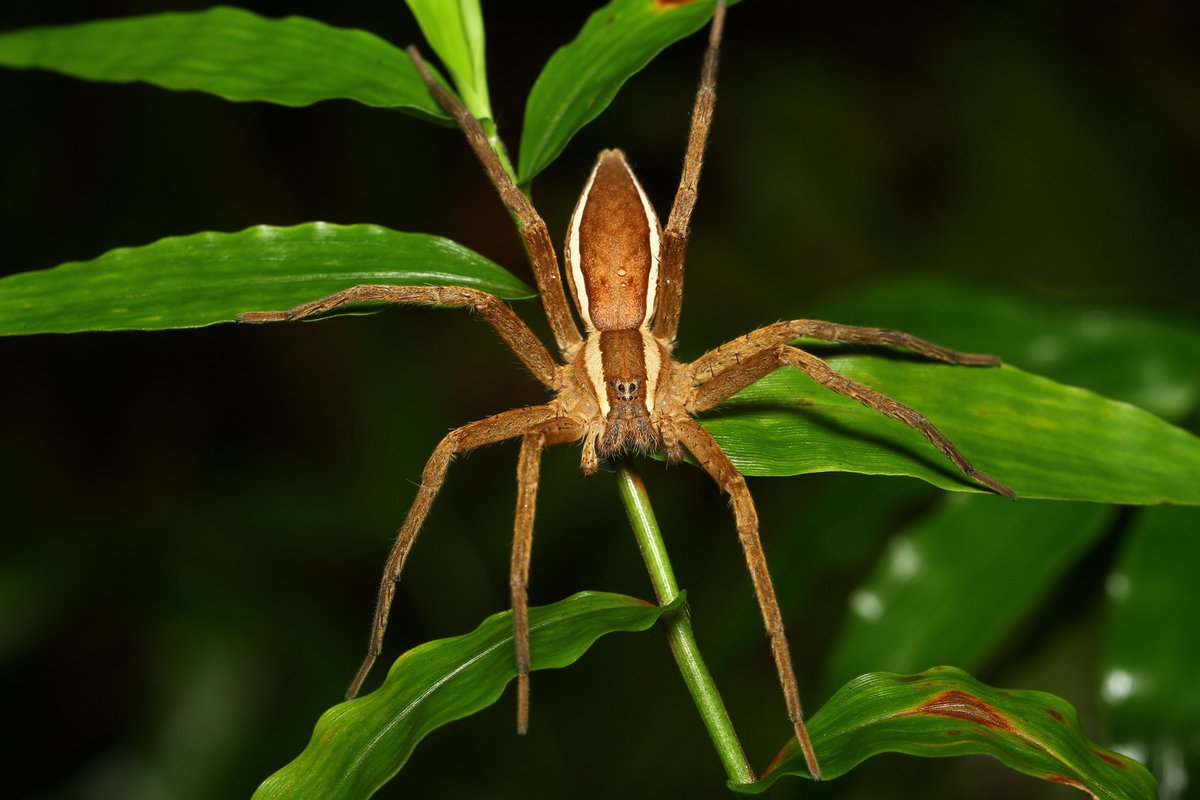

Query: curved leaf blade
left=738, top=666, right=1156, bottom=798
left=815, top=279, right=1200, bottom=423
left=821, top=496, right=1113, bottom=696
left=0, top=7, right=447, bottom=118
left=701, top=356, right=1200, bottom=505
left=518, top=0, right=738, bottom=183
left=0, top=223, right=533, bottom=335
left=405, top=0, right=491, bottom=121
left=254, top=591, right=676, bottom=800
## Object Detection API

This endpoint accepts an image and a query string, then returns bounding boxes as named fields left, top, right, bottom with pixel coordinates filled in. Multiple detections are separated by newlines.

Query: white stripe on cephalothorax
left=641, top=331, right=661, bottom=412
left=628, top=173, right=660, bottom=329
left=583, top=335, right=609, bottom=418
left=567, top=165, right=599, bottom=332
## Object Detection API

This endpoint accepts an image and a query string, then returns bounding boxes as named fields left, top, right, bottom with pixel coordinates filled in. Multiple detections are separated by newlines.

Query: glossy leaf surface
left=821, top=496, right=1113, bottom=695
left=0, top=223, right=533, bottom=334
left=1103, top=507, right=1200, bottom=800
left=518, top=0, right=738, bottom=183
left=739, top=666, right=1156, bottom=798
left=0, top=7, right=447, bottom=118
left=254, top=592, right=676, bottom=800
left=815, top=279, right=1200, bottom=422
left=702, top=356, right=1200, bottom=504
left=405, top=0, right=491, bottom=121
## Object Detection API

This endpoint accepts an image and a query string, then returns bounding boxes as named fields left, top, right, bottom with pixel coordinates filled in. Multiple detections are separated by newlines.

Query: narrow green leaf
left=0, top=7, right=447, bottom=119
left=1103, top=507, right=1200, bottom=800
left=0, top=223, right=533, bottom=335
left=405, top=0, right=492, bottom=121
left=254, top=591, right=677, bottom=800
left=737, top=666, right=1156, bottom=798
left=815, top=279, right=1200, bottom=423
left=518, top=0, right=739, bottom=183
left=821, top=496, right=1113, bottom=696
left=702, top=356, right=1200, bottom=505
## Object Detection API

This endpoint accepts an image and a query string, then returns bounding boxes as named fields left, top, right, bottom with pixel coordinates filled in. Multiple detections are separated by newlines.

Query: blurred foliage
left=1, top=1, right=1196, bottom=798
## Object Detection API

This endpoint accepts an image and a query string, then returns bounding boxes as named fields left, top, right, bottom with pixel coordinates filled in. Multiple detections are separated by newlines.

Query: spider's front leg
left=654, top=0, right=726, bottom=347
left=406, top=47, right=583, bottom=359
left=686, top=333, right=1015, bottom=499
left=688, top=318, right=1001, bottom=382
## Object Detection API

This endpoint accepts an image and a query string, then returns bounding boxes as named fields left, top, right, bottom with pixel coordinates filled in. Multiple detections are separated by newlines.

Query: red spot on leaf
left=657, top=0, right=694, bottom=5
left=1047, top=708, right=1065, bottom=723
left=1094, top=749, right=1128, bottom=769
left=1048, top=774, right=1101, bottom=800
left=946, top=729, right=962, bottom=736
left=909, top=690, right=1015, bottom=732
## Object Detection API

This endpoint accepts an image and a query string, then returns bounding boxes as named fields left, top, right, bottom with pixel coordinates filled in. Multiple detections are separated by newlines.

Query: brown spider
left=240, top=1, right=1012, bottom=780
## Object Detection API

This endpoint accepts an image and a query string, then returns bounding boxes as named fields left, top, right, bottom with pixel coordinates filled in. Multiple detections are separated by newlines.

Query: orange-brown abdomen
left=565, top=150, right=662, bottom=332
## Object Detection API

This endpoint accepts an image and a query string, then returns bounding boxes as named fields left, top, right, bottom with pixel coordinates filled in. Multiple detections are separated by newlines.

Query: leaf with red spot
left=733, top=666, right=1156, bottom=798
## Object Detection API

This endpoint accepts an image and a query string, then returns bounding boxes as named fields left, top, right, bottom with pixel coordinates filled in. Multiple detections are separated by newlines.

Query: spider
left=240, top=0, right=1012, bottom=780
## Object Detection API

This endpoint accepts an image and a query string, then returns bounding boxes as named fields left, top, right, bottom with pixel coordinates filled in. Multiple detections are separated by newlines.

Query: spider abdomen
left=565, top=149, right=663, bottom=333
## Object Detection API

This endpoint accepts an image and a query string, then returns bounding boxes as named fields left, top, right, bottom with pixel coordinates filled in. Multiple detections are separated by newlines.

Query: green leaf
left=405, top=0, right=492, bottom=122
left=737, top=666, right=1156, bottom=798
left=0, top=7, right=447, bottom=119
left=518, top=0, right=737, bottom=183
left=701, top=356, right=1200, bottom=505
left=0, top=223, right=533, bottom=335
left=821, top=496, right=1113, bottom=696
left=254, top=591, right=677, bottom=800
left=1103, top=507, right=1200, bottom=800
left=815, top=279, right=1200, bottom=424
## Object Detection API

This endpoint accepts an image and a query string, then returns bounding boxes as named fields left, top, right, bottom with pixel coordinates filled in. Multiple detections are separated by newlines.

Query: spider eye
left=612, top=379, right=640, bottom=401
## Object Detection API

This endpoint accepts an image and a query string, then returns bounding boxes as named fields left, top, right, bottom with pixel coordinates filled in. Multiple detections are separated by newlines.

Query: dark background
left=1, top=1, right=1196, bottom=798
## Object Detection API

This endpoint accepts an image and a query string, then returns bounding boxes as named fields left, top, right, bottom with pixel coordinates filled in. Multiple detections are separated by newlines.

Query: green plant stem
left=480, top=117, right=518, bottom=186
left=615, top=460, right=756, bottom=786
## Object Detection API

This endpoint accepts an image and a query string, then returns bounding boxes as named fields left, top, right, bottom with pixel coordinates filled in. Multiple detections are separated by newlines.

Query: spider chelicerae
left=240, top=0, right=1013, bottom=779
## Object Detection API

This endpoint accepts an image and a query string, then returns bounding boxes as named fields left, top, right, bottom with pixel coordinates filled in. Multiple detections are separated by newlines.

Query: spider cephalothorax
left=240, top=1, right=1012, bottom=781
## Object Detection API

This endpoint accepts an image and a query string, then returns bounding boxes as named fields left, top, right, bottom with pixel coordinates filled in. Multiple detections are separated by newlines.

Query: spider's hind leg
left=510, top=418, right=585, bottom=732
left=668, top=416, right=822, bottom=780
left=346, top=404, right=562, bottom=699
left=511, top=431, right=544, bottom=733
